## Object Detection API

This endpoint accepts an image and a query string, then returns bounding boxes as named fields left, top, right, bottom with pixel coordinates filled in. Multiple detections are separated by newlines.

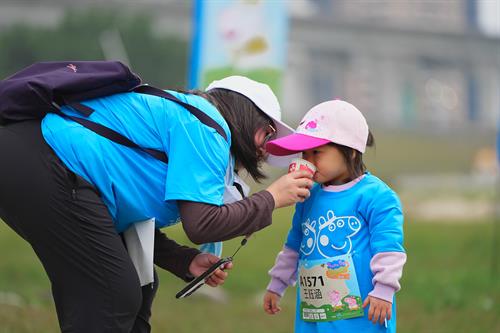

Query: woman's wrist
left=260, top=190, right=276, bottom=210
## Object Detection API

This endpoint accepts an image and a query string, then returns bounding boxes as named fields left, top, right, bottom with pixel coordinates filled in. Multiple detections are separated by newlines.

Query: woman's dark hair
left=329, top=131, right=375, bottom=180
left=179, top=88, right=272, bottom=182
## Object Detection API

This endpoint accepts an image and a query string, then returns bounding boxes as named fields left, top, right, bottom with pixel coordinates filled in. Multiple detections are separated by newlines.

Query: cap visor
left=264, top=117, right=298, bottom=167
left=266, top=133, right=331, bottom=156
left=266, top=153, right=301, bottom=168
left=272, top=118, right=294, bottom=139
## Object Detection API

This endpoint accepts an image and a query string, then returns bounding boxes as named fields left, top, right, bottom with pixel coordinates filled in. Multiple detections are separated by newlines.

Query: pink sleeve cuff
left=266, top=246, right=299, bottom=297
left=267, top=277, right=289, bottom=297
left=370, top=251, right=406, bottom=292
left=368, top=283, right=396, bottom=303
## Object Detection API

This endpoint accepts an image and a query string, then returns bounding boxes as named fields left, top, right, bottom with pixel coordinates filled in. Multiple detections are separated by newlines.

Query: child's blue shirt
left=285, top=173, right=405, bottom=333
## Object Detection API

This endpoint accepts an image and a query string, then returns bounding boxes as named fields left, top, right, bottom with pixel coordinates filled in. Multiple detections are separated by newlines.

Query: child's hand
left=263, top=291, right=282, bottom=315
left=362, top=295, right=392, bottom=324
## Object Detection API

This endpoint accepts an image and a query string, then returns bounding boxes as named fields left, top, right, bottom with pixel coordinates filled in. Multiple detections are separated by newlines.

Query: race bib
left=298, top=254, right=364, bottom=322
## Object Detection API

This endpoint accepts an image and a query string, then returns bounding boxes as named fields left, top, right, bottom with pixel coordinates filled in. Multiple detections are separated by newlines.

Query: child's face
left=302, top=145, right=350, bottom=185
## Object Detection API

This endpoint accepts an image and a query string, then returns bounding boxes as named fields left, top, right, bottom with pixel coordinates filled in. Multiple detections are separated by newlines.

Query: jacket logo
left=66, top=64, right=77, bottom=73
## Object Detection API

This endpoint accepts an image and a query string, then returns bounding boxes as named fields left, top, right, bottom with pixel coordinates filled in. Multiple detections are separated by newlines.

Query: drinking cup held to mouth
left=288, top=158, right=316, bottom=176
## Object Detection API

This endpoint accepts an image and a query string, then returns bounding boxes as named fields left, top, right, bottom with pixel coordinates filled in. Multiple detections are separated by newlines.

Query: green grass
left=1, top=209, right=499, bottom=333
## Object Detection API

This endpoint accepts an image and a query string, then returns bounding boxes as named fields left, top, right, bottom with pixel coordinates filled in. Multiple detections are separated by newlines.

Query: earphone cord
left=229, top=236, right=249, bottom=260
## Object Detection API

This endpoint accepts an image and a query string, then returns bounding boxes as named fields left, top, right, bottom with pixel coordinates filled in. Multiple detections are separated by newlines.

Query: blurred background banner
left=189, top=0, right=288, bottom=94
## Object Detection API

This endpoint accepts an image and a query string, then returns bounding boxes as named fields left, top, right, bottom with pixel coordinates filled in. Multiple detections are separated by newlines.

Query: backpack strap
left=53, top=103, right=168, bottom=163
left=54, top=87, right=227, bottom=164
left=52, top=104, right=169, bottom=163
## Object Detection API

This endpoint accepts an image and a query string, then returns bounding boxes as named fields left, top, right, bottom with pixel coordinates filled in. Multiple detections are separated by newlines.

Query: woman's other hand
left=266, top=170, right=313, bottom=208
left=188, top=253, right=233, bottom=287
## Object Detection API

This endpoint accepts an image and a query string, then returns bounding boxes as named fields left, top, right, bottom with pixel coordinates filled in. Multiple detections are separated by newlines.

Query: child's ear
left=351, top=150, right=356, bottom=160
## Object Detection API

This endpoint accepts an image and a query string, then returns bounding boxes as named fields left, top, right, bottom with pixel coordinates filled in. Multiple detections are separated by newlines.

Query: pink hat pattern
left=304, top=119, right=318, bottom=131
left=302, top=115, right=326, bottom=133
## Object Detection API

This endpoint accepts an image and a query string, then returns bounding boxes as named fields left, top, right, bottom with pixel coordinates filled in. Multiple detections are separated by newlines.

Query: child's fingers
left=387, top=307, right=392, bottom=321
left=371, top=307, right=381, bottom=324
left=263, top=299, right=272, bottom=314
left=271, top=297, right=281, bottom=314
left=379, top=307, right=387, bottom=325
left=262, top=292, right=281, bottom=315
left=362, top=297, right=370, bottom=308
left=367, top=303, right=374, bottom=321
left=263, top=294, right=280, bottom=315
left=270, top=298, right=276, bottom=312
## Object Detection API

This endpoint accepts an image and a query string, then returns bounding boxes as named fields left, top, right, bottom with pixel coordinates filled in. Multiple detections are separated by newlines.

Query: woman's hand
left=263, top=291, right=282, bottom=315
left=188, top=253, right=233, bottom=287
left=362, top=295, right=392, bottom=324
left=266, top=170, right=314, bottom=208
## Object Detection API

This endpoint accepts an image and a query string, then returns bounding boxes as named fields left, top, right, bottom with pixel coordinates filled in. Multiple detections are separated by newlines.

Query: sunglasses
left=262, top=124, right=277, bottom=147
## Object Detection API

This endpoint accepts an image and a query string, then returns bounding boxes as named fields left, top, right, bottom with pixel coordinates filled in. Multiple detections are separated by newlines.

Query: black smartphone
left=175, top=256, right=232, bottom=299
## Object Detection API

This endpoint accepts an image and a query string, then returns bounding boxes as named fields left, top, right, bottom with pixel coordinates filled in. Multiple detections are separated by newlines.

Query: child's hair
left=329, top=131, right=375, bottom=180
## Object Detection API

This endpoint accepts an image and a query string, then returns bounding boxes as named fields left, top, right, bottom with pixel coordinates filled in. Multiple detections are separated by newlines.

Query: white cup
left=288, top=158, right=316, bottom=176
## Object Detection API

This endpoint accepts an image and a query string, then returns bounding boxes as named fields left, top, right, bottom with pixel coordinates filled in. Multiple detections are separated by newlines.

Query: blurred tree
left=0, top=8, right=188, bottom=88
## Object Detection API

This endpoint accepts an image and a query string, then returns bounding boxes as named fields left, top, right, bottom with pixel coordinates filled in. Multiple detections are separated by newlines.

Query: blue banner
left=190, top=0, right=288, bottom=97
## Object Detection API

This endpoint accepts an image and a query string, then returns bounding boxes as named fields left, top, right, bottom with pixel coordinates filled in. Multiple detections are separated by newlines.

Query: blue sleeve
left=366, top=188, right=405, bottom=254
left=285, top=203, right=304, bottom=252
left=164, top=119, right=229, bottom=205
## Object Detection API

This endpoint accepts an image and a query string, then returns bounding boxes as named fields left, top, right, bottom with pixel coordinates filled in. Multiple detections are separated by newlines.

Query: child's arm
left=263, top=246, right=299, bottom=315
left=263, top=204, right=303, bottom=315
left=364, top=186, right=406, bottom=323
left=268, top=201, right=304, bottom=296
left=267, top=246, right=299, bottom=296
left=366, top=188, right=406, bottom=300
left=363, top=252, right=407, bottom=324
left=369, top=252, right=407, bottom=302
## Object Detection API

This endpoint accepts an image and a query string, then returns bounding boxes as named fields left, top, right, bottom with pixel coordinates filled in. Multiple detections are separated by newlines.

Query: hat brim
left=266, top=133, right=331, bottom=156
left=265, top=153, right=301, bottom=168
left=264, top=118, right=299, bottom=167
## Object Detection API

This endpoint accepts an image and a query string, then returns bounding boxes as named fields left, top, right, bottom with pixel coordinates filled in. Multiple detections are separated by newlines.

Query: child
left=262, top=100, right=406, bottom=333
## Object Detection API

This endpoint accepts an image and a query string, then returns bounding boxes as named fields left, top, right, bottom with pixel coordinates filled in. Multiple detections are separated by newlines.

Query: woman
left=0, top=75, right=313, bottom=332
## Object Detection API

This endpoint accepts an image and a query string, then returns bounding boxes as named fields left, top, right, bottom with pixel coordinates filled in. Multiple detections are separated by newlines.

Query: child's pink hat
left=266, top=100, right=369, bottom=155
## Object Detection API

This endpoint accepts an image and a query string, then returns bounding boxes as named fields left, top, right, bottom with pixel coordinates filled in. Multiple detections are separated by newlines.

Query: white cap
left=206, top=76, right=297, bottom=167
